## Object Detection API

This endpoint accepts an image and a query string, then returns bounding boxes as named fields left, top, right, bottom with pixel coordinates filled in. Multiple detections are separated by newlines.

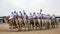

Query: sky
left=0, top=0, right=60, bottom=16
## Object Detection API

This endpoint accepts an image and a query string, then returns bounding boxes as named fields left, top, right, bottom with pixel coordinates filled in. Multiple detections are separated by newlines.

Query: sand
left=0, top=24, right=60, bottom=34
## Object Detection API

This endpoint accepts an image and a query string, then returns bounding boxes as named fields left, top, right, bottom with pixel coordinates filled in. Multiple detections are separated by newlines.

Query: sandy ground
left=0, top=24, right=60, bottom=34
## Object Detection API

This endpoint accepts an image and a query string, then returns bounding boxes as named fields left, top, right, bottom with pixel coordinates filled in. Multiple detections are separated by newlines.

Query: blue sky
left=0, top=0, right=60, bottom=16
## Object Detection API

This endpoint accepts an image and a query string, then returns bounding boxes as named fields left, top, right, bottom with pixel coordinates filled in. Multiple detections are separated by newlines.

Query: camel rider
left=51, top=14, right=55, bottom=28
left=37, top=13, right=41, bottom=29
left=18, top=11, right=23, bottom=31
left=22, top=10, right=28, bottom=30
left=13, top=11, right=20, bottom=31
left=45, top=14, right=51, bottom=29
left=33, top=12, right=37, bottom=30
left=9, top=12, right=14, bottom=29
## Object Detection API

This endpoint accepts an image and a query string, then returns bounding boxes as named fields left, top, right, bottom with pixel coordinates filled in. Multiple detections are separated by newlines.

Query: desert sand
left=0, top=24, right=60, bottom=34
